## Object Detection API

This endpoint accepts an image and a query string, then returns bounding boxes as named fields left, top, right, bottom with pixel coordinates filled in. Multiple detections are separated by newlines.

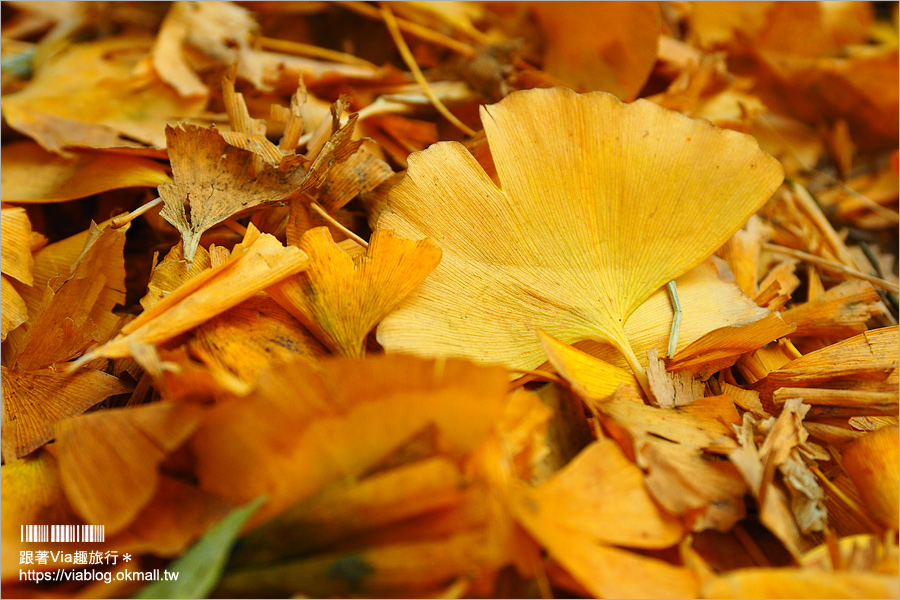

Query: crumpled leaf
left=596, top=385, right=747, bottom=530
left=728, top=401, right=817, bottom=558
left=268, top=227, right=441, bottom=357
left=158, top=125, right=309, bottom=262
left=377, top=88, right=783, bottom=393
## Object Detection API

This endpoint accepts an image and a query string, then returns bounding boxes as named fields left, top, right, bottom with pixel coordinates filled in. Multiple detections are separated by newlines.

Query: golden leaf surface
left=0, top=36, right=205, bottom=154
left=268, top=227, right=441, bottom=357
left=55, top=402, right=204, bottom=534
left=531, top=2, right=661, bottom=100
left=378, top=87, right=784, bottom=390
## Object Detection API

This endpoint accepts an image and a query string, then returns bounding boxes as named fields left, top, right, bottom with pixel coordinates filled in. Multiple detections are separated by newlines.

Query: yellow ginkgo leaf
left=377, top=87, right=783, bottom=392
left=0, top=141, right=171, bottom=203
left=268, top=227, right=441, bottom=358
left=1, top=364, right=133, bottom=461
left=0, top=35, right=205, bottom=154
left=0, top=206, right=34, bottom=285
left=0, top=277, right=27, bottom=341
left=538, top=330, right=637, bottom=401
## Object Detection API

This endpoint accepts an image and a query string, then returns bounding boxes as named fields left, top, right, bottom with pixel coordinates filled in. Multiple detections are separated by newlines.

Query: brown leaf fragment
left=55, top=402, right=204, bottom=534
left=159, top=125, right=309, bottom=262
left=1, top=365, right=133, bottom=460
left=754, top=327, right=899, bottom=403
left=638, top=437, right=747, bottom=529
left=647, top=347, right=706, bottom=407
left=596, top=386, right=746, bottom=530
left=781, top=280, right=883, bottom=339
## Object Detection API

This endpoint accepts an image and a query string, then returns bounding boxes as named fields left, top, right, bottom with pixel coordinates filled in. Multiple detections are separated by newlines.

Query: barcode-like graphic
left=21, top=525, right=105, bottom=543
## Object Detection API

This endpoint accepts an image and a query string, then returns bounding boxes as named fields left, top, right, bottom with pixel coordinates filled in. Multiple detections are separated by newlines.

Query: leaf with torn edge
left=377, top=88, right=783, bottom=394
left=158, top=125, right=309, bottom=262
left=268, top=227, right=441, bottom=357
left=10, top=223, right=128, bottom=371
left=1, top=364, right=133, bottom=461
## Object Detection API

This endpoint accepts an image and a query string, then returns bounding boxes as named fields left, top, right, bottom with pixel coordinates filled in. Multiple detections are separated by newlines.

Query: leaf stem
left=666, top=280, right=681, bottom=359
left=614, top=335, right=653, bottom=401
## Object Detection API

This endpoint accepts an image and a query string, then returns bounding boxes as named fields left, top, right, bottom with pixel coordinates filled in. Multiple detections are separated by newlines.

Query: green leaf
left=134, top=495, right=266, bottom=599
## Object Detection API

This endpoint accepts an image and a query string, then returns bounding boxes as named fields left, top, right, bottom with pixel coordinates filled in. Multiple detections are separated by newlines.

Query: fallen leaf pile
left=1, top=2, right=898, bottom=599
